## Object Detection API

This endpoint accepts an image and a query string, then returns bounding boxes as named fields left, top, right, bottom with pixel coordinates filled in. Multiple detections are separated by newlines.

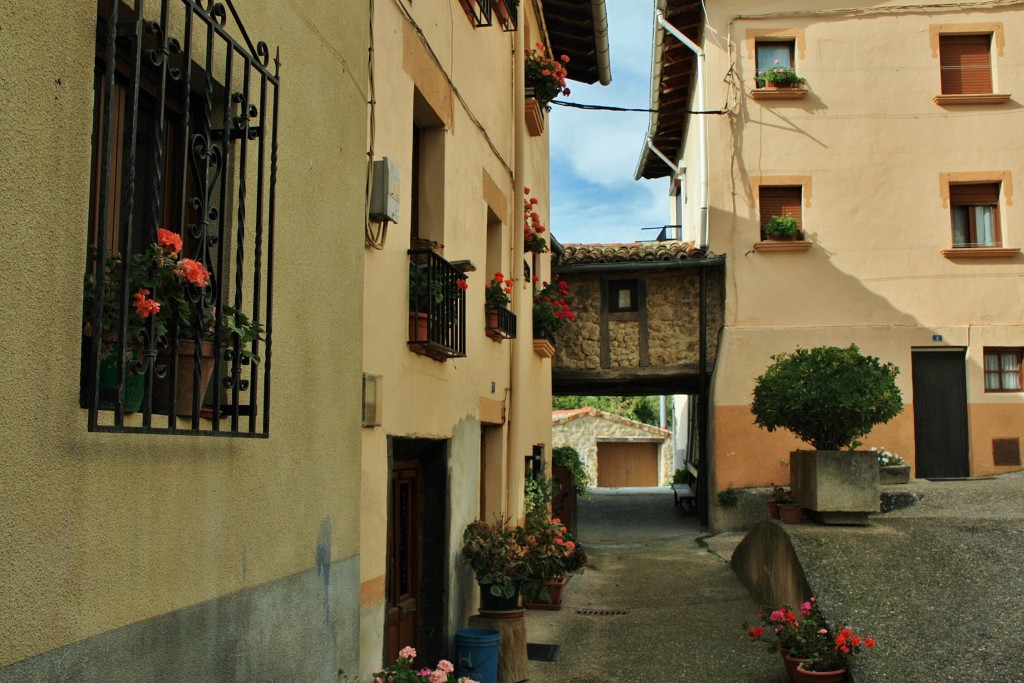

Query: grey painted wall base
left=1, top=556, right=359, bottom=683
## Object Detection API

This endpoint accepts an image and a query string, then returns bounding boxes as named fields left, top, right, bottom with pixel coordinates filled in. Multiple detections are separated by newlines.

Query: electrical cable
left=551, top=100, right=727, bottom=115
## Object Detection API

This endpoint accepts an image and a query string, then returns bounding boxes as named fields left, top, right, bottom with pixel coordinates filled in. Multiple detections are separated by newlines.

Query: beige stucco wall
left=0, top=0, right=366, bottom=674
left=668, top=2, right=1024, bottom=507
left=359, top=0, right=555, bottom=676
left=553, top=412, right=674, bottom=485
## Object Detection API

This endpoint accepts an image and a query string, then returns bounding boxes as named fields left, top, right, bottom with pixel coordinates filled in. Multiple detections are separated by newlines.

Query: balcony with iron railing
left=485, top=304, right=517, bottom=341
left=408, top=248, right=467, bottom=360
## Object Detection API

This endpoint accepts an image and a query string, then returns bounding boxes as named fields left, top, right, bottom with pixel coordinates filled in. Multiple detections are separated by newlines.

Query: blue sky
left=548, top=0, right=670, bottom=246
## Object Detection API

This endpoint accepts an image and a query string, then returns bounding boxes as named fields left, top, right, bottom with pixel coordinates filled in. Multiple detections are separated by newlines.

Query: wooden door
left=385, top=462, right=420, bottom=663
left=596, top=442, right=659, bottom=487
left=912, top=350, right=970, bottom=478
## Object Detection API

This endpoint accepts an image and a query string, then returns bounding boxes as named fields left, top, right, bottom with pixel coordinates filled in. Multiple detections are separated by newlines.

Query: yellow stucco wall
left=0, top=0, right=366, bottom=669
left=671, top=3, right=1024, bottom=503
left=358, top=1, right=554, bottom=676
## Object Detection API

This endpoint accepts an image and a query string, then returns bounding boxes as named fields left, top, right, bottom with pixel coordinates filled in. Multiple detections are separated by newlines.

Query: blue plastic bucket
left=453, top=628, right=500, bottom=683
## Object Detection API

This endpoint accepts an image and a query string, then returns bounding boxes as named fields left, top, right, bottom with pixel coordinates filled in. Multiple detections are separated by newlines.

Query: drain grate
left=527, top=643, right=560, bottom=662
left=576, top=609, right=627, bottom=616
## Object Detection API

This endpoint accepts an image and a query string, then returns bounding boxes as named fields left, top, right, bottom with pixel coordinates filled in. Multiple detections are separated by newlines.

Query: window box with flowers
left=532, top=276, right=575, bottom=358
left=484, top=272, right=516, bottom=341
left=524, top=43, right=570, bottom=136
left=751, top=61, right=808, bottom=101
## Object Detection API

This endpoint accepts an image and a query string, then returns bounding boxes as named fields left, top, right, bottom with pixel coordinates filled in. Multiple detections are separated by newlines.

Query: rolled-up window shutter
left=949, top=182, right=999, bottom=205
left=940, top=34, right=992, bottom=95
left=758, top=186, right=802, bottom=229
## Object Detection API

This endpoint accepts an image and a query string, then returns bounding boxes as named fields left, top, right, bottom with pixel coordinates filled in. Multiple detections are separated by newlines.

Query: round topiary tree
left=751, top=344, right=903, bottom=451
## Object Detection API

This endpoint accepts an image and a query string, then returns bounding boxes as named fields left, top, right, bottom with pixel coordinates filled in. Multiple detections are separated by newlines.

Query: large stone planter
left=790, top=450, right=879, bottom=525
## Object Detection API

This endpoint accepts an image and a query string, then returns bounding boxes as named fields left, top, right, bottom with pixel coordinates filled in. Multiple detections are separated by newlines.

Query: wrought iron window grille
left=494, top=0, right=519, bottom=32
left=408, top=248, right=467, bottom=360
left=458, top=0, right=493, bottom=28
left=82, top=0, right=279, bottom=437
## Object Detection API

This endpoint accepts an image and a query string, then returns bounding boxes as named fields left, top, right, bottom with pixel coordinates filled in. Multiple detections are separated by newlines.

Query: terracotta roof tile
left=559, top=240, right=711, bottom=265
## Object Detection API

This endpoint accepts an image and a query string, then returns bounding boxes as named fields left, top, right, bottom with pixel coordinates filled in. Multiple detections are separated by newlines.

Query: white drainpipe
left=655, top=10, right=708, bottom=249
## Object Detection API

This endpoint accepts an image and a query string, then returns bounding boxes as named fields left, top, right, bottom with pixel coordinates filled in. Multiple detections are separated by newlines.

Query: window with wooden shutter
left=939, top=34, right=993, bottom=95
left=950, top=182, right=1001, bottom=247
left=758, top=186, right=803, bottom=240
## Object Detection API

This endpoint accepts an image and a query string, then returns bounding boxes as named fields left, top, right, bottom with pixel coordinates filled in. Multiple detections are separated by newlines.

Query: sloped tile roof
left=559, top=240, right=709, bottom=265
left=552, top=407, right=671, bottom=438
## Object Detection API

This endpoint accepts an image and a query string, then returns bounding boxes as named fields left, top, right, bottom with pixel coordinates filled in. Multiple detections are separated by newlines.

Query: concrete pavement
left=525, top=489, right=783, bottom=682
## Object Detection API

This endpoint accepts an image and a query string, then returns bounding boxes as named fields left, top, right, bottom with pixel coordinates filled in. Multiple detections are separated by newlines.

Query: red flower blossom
left=156, top=228, right=183, bottom=254
left=748, top=627, right=764, bottom=639
left=177, top=258, right=210, bottom=287
left=132, top=288, right=161, bottom=318
left=456, top=278, right=469, bottom=291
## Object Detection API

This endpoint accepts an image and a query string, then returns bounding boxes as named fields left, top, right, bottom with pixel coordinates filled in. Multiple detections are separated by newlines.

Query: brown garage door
left=596, top=442, right=659, bottom=487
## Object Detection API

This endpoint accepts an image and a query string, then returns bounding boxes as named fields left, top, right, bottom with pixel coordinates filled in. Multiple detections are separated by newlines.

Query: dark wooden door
left=912, top=350, right=970, bottom=478
left=385, top=462, right=420, bottom=663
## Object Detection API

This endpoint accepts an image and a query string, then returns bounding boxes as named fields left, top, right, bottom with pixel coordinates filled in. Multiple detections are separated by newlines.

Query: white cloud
left=547, top=0, right=671, bottom=245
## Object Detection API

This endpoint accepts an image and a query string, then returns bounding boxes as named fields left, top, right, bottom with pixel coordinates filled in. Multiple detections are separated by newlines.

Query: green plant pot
left=98, top=349, right=145, bottom=412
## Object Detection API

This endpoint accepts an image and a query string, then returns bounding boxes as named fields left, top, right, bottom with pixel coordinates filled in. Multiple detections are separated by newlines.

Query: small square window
left=758, top=186, right=803, bottom=240
left=608, top=280, right=639, bottom=313
left=950, top=182, right=1001, bottom=247
left=755, top=41, right=796, bottom=88
left=984, top=348, right=1022, bottom=392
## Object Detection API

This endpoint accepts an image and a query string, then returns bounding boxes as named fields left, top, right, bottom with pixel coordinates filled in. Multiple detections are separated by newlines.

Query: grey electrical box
left=370, top=157, right=399, bottom=223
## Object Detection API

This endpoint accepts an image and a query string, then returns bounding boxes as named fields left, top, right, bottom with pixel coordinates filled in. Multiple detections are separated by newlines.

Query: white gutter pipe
left=655, top=9, right=708, bottom=249
left=591, top=0, right=613, bottom=85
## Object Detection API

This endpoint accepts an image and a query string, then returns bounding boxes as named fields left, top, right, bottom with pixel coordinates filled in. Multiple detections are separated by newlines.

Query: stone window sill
left=754, top=240, right=812, bottom=253
left=941, top=246, right=1020, bottom=259
left=750, top=87, right=809, bottom=101
left=933, top=93, right=1011, bottom=106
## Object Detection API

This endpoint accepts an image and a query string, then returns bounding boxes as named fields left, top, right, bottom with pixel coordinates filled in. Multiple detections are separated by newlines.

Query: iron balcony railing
left=408, top=248, right=467, bottom=359
left=485, top=304, right=517, bottom=339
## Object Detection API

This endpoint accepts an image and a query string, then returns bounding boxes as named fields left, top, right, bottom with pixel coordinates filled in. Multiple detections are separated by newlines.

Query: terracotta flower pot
left=767, top=500, right=780, bottom=519
left=778, top=503, right=805, bottom=524
left=794, top=663, right=847, bottom=683
left=782, top=652, right=810, bottom=683
left=524, top=576, right=568, bottom=611
left=153, top=339, right=215, bottom=416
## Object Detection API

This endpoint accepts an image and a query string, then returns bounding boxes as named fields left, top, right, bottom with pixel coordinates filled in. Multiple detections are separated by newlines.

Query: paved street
left=526, top=489, right=783, bottom=682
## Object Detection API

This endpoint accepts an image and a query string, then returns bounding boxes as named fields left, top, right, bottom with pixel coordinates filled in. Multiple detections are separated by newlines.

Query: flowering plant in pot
left=461, top=518, right=530, bottom=604
left=523, top=188, right=548, bottom=254
left=484, top=272, right=513, bottom=308
left=799, top=626, right=876, bottom=677
left=521, top=513, right=588, bottom=602
left=524, top=43, right=570, bottom=110
left=372, top=646, right=479, bottom=683
left=747, top=599, right=824, bottom=682
left=759, top=60, right=806, bottom=88
left=532, top=276, right=575, bottom=339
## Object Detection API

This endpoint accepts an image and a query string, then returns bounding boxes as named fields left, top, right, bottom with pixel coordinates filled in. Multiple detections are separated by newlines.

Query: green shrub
left=717, top=488, right=739, bottom=507
left=751, top=344, right=903, bottom=451
left=764, top=215, right=799, bottom=239
left=553, top=445, right=591, bottom=495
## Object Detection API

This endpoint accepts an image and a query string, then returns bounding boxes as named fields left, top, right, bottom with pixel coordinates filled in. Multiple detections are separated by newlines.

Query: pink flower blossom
left=399, top=646, right=417, bottom=660
left=437, top=660, right=454, bottom=673
left=800, top=601, right=813, bottom=616
left=429, top=670, right=448, bottom=683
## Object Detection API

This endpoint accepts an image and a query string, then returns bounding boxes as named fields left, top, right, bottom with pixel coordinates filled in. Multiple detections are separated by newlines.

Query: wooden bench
left=671, top=461, right=698, bottom=513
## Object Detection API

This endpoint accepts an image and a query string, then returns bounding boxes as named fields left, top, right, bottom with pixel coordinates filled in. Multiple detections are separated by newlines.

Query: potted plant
left=484, top=271, right=513, bottom=340
left=372, top=646, right=480, bottom=683
left=872, top=446, right=911, bottom=485
left=797, top=626, right=876, bottom=682
left=408, top=260, right=467, bottom=348
left=525, top=43, right=570, bottom=110
left=83, top=228, right=264, bottom=415
left=766, top=484, right=791, bottom=519
left=764, top=215, right=800, bottom=241
left=532, top=276, right=574, bottom=358
left=760, top=60, right=806, bottom=88
left=522, top=514, right=587, bottom=609
left=461, top=518, right=529, bottom=611
left=523, top=188, right=548, bottom=254
left=747, top=599, right=824, bottom=682
left=751, top=345, right=903, bottom=524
